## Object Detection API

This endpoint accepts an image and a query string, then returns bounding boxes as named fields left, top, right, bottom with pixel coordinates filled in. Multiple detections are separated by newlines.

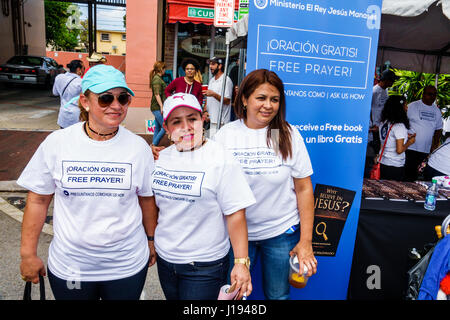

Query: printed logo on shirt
left=419, top=110, right=436, bottom=122
left=380, top=123, right=389, bottom=140
left=61, top=161, right=132, bottom=190
left=229, top=147, right=282, bottom=175
left=152, top=167, right=205, bottom=197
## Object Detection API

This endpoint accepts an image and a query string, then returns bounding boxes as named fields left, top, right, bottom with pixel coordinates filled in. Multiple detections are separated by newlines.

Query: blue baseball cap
left=65, top=65, right=134, bottom=108
left=82, top=65, right=134, bottom=96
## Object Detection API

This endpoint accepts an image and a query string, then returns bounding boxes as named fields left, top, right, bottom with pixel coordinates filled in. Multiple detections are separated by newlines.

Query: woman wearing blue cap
left=18, top=65, right=158, bottom=300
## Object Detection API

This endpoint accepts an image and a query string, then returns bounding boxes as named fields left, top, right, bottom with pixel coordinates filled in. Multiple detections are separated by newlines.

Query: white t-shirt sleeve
left=435, top=107, right=443, bottom=130
left=290, top=127, right=314, bottom=179
left=137, top=145, right=155, bottom=197
left=17, top=137, right=56, bottom=195
left=225, top=76, right=233, bottom=99
left=215, top=150, right=256, bottom=215
left=392, top=123, right=407, bottom=141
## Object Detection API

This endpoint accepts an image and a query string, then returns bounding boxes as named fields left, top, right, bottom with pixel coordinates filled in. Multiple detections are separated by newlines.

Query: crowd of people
left=25, top=54, right=448, bottom=301
left=368, top=70, right=448, bottom=181
left=21, top=62, right=317, bottom=301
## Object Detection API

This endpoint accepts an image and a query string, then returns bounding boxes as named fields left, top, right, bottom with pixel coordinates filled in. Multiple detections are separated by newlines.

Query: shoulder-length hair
left=149, top=61, right=166, bottom=85
left=234, top=69, right=292, bottom=161
left=380, top=95, right=410, bottom=129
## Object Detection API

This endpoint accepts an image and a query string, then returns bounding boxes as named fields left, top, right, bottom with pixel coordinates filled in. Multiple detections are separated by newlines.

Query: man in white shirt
left=369, top=69, right=398, bottom=153
left=405, top=85, right=443, bottom=181
left=203, top=56, right=233, bottom=137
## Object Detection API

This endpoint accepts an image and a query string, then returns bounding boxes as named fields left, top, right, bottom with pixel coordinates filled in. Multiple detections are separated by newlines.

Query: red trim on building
left=167, top=0, right=239, bottom=25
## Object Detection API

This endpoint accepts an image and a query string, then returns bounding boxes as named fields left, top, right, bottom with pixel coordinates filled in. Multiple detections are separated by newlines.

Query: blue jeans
left=151, top=110, right=165, bottom=146
left=229, top=227, right=299, bottom=300
left=156, top=253, right=229, bottom=300
left=47, top=264, right=148, bottom=300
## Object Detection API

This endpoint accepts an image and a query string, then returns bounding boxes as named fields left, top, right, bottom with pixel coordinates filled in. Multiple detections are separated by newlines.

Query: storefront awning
left=167, top=0, right=239, bottom=25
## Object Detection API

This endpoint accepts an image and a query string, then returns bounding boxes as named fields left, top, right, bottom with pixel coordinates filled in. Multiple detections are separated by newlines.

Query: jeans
left=152, top=110, right=165, bottom=146
left=229, top=227, right=299, bottom=300
left=47, top=264, right=148, bottom=300
left=156, top=253, right=229, bottom=300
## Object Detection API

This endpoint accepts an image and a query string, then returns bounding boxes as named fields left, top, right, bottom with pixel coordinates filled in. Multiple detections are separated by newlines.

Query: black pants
left=380, top=163, right=405, bottom=181
left=424, top=165, right=446, bottom=181
left=404, top=150, right=428, bottom=181
left=47, top=264, right=148, bottom=300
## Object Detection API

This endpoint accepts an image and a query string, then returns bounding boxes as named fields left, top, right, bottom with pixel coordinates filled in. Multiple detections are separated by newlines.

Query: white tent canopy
left=226, top=1, right=450, bottom=74
left=378, top=0, right=450, bottom=74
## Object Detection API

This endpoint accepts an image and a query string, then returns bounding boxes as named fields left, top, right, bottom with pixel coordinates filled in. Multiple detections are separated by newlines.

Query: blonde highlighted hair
left=78, top=89, right=91, bottom=121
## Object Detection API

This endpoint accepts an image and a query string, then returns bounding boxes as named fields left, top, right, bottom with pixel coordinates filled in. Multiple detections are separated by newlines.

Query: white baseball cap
left=163, top=93, right=202, bottom=121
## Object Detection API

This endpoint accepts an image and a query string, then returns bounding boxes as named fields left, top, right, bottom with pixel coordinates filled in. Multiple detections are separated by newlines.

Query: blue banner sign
left=247, top=0, right=382, bottom=299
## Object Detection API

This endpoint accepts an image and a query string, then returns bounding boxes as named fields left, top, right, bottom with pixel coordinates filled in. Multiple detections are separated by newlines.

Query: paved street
left=0, top=84, right=165, bottom=300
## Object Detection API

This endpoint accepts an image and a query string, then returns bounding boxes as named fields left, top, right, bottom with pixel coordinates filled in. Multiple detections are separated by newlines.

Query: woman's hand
left=151, top=145, right=165, bottom=160
left=20, top=255, right=46, bottom=284
left=290, top=241, right=317, bottom=277
left=148, top=241, right=157, bottom=267
left=230, top=263, right=252, bottom=300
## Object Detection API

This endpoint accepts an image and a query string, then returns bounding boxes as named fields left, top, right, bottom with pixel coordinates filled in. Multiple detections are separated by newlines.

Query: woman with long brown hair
left=149, top=61, right=167, bottom=146
left=214, top=69, right=317, bottom=300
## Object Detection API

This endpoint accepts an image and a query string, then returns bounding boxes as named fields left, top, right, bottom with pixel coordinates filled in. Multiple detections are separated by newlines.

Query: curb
left=0, top=181, right=27, bottom=192
left=0, top=186, right=54, bottom=236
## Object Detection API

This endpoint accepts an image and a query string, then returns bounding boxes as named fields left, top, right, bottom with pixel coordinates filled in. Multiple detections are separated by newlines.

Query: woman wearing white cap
left=18, top=65, right=158, bottom=300
left=153, top=92, right=255, bottom=300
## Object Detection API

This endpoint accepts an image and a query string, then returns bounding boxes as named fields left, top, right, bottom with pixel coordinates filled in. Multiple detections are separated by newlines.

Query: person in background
left=376, top=95, right=416, bottom=180
left=369, top=69, right=398, bottom=154
left=19, top=65, right=158, bottom=300
left=214, top=69, right=317, bottom=300
left=405, top=85, right=443, bottom=181
left=149, top=61, right=167, bottom=146
left=165, top=58, right=203, bottom=106
left=204, top=56, right=233, bottom=137
left=424, top=132, right=450, bottom=180
left=153, top=93, right=255, bottom=300
left=53, top=59, right=84, bottom=128
left=84, top=52, right=107, bottom=76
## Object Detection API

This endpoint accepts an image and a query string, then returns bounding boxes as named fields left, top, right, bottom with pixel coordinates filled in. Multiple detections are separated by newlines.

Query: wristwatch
left=147, top=235, right=154, bottom=241
left=234, top=257, right=251, bottom=269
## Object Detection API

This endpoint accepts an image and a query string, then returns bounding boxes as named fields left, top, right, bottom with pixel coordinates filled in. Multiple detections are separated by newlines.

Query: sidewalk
left=0, top=84, right=165, bottom=300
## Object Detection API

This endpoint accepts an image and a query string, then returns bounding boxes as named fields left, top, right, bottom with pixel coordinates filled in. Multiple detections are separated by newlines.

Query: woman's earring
left=243, top=105, right=247, bottom=111
left=85, top=106, right=90, bottom=112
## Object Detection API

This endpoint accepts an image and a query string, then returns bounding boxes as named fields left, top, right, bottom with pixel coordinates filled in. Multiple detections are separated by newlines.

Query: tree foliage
left=44, top=1, right=81, bottom=51
left=389, top=69, right=450, bottom=119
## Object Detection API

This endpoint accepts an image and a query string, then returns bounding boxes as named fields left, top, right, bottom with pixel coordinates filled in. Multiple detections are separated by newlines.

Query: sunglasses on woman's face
left=97, top=92, right=131, bottom=108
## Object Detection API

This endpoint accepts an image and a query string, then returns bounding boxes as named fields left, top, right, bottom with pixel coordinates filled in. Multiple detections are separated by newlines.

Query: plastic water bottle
left=424, top=179, right=438, bottom=211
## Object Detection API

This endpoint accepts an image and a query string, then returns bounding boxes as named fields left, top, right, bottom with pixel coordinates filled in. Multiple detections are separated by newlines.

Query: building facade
left=124, top=0, right=240, bottom=133
left=97, top=29, right=127, bottom=56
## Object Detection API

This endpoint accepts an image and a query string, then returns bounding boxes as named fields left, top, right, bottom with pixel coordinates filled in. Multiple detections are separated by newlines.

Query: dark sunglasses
left=97, top=92, right=131, bottom=108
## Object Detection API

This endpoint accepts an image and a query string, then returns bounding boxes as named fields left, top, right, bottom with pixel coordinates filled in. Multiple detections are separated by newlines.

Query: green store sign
left=187, top=7, right=239, bottom=21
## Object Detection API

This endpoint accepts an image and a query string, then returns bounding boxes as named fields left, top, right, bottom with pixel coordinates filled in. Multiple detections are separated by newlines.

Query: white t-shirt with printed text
left=407, top=100, right=443, bottom=153
left=378, top=121, right=408, bottom=167
left=214, top=120, right=314, bottom=241
left=207, top=73, right=233, bottom=125
left=17, top=122, right=154, bottom=281
left=153, top=139, right=256, bottom=264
